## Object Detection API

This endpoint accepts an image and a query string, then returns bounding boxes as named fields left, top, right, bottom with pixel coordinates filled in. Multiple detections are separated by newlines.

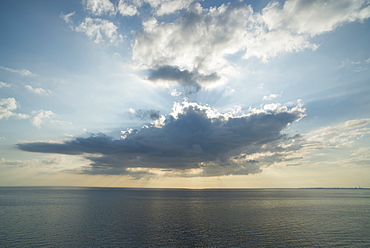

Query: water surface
left=0, top=187, right=369, bottom=247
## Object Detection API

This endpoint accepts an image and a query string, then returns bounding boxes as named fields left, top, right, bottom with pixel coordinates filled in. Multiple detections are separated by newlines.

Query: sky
left=0, top=0, right=370, bottom=188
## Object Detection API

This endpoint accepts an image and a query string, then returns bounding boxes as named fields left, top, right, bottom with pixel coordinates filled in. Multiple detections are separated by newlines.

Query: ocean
left=0, top=187, right=369, bottom=247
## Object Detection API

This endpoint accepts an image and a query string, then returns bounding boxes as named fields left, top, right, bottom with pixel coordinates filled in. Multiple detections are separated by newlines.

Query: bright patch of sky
left=0, top=0, right=369, bottom=188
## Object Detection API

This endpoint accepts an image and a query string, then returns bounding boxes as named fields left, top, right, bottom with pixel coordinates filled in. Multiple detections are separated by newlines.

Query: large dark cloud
left=18, top=101, right=305, bottom=177
left=147, top=65, right=220, bottom=94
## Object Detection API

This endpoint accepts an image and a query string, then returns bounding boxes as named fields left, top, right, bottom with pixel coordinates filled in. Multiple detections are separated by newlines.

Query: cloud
left=133, top=3, right=252, bottom=82
left=74, top=17, right=123, bottom=45
left=0, top=97, right=29, bottom=120
left=60, top=12, right=75, bottom=23
left=337, top=58, right=370, bottom=72
left=117, top=0, right=193, bottom=16
left=0, top=157, right=62, bottom=168
left=0, top=81, right=11, bottom=88
left=25, top=85, right=52, bottom=95
left=262, top=0, right=370, bottom=36
left=83, top=0, right=116, bottom=16
left=147, top=65, right=219, bottom=94
left=130, top=109, right=161, bottom=120
left=145, top=0, right=194, bottom=16
left=170, top=89, right=182, bottom=96
left=31, top=110, right=56, bottom=128
left=30, top=110, right=70, bottom=128
left=61, top=13, right=123, bottom=45
left=132, top=0, right=370, bottom=88
left=0, top=65, right=34, bottom=76
left=18, top=101, right=305, bottom=177
left=263, top=93, right=282, bottom=101
left=263, top=118, right=370, bottom=168
left=118, top=0, right=140, bottom=16
left=303, top=118, right=370, bottom=149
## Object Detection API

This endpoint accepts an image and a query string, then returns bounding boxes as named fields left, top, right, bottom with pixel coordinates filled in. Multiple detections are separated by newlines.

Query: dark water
left=0, top=187, right=369, bottom=247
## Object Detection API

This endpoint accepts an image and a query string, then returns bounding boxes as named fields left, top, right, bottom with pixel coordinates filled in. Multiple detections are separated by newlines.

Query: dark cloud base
left=147, top=65, right=220, bottom=94
left=18, top=101, right=305, bottom=178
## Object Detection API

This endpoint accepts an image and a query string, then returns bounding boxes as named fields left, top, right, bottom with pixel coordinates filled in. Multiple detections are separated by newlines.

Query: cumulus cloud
left=18, top=101, right=305, bottom=177
left=83, top=0, right=116, bottom=16
left=133, top=3, right=252, bottom=82
left=132, top=0, right=370, bottom=89
left=0, top=97, right=29, bottom=121
left=25, top=85, right=52, bottom=95
left=0, top=65, right=34, bottom=76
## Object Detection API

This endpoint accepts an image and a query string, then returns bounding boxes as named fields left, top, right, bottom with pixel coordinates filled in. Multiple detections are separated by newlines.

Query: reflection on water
left=0, top=187, right=369, bottom=247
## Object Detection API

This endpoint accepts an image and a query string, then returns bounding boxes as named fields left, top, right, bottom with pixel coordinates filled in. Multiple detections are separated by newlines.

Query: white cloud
left=132, top=0, right=370, bottom=88
left=262, top=0, right=370, bottom=36
left=133, top=3, right=252, bottom=80
left=83, top=0, right=116, bottom=15
left=30, top=110, right=70, bottom=128
left=0, top=81, right=11, bottom=88
left=145, top=0, right=194, bottom=16
left=118, top=0, right=140, bottom=16
left=0, top=97, right=29, bottom=120
left=337, top=58, right=370, bottom=72
left=25, top=85, right=52, bottom=95
left=170, top=89, right=182, bottom=96
left=31, top=110, right=56, bottom=128
left=60, top=12, right=75, bottom=23
left=0, top=65, right=34, bottom=76
left=75, top=17, right=123, bottom=45
left=263, top=92, right=282, bottom=101
left=303, top=119, right=370, bottom=149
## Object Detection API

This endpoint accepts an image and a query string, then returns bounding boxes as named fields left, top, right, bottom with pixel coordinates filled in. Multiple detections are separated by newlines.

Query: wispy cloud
left=0, top=65, right=34, bottom=76
left=337, top=58, right=370, bottom=72
left=263, top=93, right=282, bottom=101
left=60, top=12, right=75, bottom=23
left=63, top=16, right=123, bottom=45
left=303, top=118, right=370, bottom=150
left=0, top=157, right=63, bottom=168
left=0, top=97, right=29, bottom=120
left=25, top=85, right=52, bottom=95
left=0, top=81, right=12, bottom=88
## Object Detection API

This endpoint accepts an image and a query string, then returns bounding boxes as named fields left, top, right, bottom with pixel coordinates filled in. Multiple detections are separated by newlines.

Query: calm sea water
left=0, top=187, right=369, bottom=247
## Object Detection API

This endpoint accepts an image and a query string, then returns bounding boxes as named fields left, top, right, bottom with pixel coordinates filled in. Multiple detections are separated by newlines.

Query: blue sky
left=1, top=0, right=370, bottom=188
